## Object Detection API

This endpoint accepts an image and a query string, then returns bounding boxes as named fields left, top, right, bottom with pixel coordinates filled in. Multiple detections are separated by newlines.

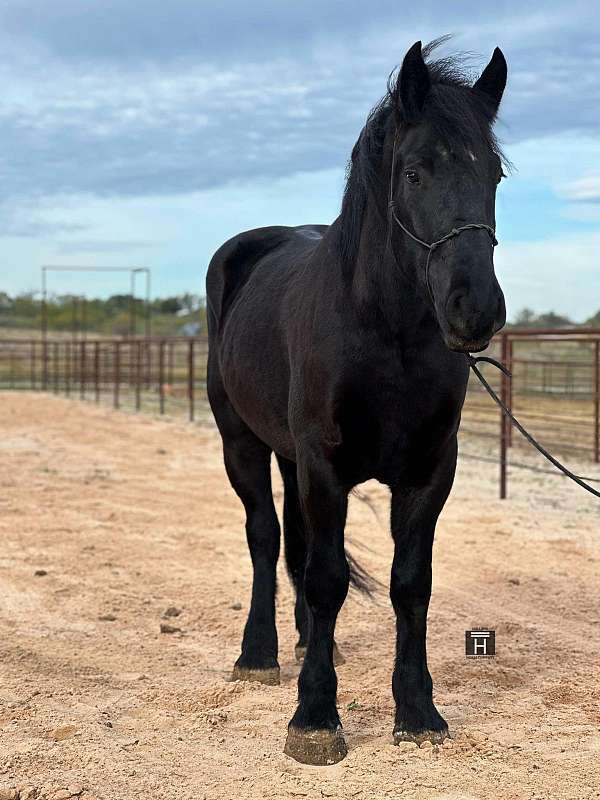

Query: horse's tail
left=277, top=455, right=379, bottom=598
left=346, top=487, right=386, bottom=597
left=346, top=551, right=379, bottom=597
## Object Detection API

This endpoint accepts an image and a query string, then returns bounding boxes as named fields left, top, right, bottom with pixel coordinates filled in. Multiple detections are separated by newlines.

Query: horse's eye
left=405, top=170, right=420, bottom=184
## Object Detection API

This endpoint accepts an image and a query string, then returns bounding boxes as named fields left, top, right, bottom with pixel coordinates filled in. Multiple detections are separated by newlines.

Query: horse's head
left=389, top=41, right=507, bottom=353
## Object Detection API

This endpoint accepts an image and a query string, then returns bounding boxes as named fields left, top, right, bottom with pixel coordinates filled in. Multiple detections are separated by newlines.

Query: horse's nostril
left=446, top=290, right=470, bottom=333
left=449, top=291, right=465, bottom=311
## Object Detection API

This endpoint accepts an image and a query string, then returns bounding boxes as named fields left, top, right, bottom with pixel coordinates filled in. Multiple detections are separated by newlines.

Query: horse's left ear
left=472, top=47, right=507, bottom=118
left=397, top=41, right=431, bottom=122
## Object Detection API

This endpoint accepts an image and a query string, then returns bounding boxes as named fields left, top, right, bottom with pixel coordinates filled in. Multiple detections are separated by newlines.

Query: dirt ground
left=0, top=392, right=599, bottom=800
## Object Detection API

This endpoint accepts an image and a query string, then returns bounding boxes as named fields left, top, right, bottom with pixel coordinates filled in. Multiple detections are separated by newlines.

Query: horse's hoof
left=284, top=725, right=348, bottom=765
left=393, top=726, right=449, bottom=746
left=294, top=643, right=345, bottom=666
left=230, top=665, right=280, bottom=686
left=294, top=644, right=306, bottom=663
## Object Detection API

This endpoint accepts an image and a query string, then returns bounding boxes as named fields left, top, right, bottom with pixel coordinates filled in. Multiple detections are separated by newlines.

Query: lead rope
left=468, top=355, right=600, bottom=499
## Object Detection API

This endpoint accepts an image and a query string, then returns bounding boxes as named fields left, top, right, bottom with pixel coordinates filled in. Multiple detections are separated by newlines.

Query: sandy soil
left=0, top=392, right=599, bottom=800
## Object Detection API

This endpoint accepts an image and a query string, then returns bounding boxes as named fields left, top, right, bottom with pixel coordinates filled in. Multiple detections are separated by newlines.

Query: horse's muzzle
left=440, top=283, right=506, bottom=353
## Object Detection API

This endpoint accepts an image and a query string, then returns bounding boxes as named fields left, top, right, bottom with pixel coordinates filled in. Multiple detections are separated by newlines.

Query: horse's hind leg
left=214, top=408, right=281, bottom=685
left=277, top=454, right=345, bottom=667
left=276, top=455, right=309, bottom=660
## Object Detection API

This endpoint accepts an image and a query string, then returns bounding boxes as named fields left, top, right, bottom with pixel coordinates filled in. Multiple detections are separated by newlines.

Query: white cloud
left=0, top=0, right=599, bottom=314
left=0, top=168, right=345, bottom=298
left=560, top=172, right=600, bottom=203
left=0, top=3, right=599, bottom=207
left=504, top=135, right=600, bottom=185
left=496, top=231, right=600, bottom=320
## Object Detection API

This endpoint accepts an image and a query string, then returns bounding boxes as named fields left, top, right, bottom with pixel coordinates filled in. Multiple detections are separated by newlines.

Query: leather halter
left=387, top=136, right=498, bottom=301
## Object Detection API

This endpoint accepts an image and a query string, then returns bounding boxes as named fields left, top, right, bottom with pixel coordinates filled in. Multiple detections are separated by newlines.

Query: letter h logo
left=465, top=629, right=495, bottom=657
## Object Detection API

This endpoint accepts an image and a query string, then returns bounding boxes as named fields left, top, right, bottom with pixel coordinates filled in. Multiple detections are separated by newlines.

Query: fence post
left=30, top=341, right=36, bottom=390
left=42, top=339, right=48, bottom=392
left=65, top=342, right=71, bottom=397
left=594, top=339, right=599, bottom=464
left=135, top=340, right=142, bottom=411
left=42, top=340, right=48, bottom=391
left=71, top=339, right=76, bottom=393
left=80, top=341, right=86, bottom=400
left=188, top=339, right=195, bottom=422
left=114, top=341, right=120, bottom=409
left=168, top=340, right=174, bottom=388
left=507, top=338, right=514, bottom=447
left=499, top=333, right=508, bottom=499
left=53, top=342, right=59, bottom=394
left=159, top=340, right=165, bottom=414
left=94, top=342, right=100, bottom=403
left=104, top=345, right=109, bottom=403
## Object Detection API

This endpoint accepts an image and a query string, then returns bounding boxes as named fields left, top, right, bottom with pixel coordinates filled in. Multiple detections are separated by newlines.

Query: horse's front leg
left=390, top=439, right=457, bottom=746
left=284, top=444, right=349, bottom=766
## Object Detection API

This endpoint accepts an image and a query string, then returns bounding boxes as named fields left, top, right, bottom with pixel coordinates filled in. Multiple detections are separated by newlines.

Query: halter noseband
left=387, top=136, right=498, bottom=301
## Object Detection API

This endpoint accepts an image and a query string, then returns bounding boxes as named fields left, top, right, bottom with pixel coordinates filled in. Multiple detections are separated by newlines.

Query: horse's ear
left=472, top=47, right=507, bottom=118
left=397, top=41, right=431, bottom=121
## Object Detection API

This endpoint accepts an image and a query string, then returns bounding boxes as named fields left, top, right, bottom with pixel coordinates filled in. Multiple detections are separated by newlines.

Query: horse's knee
left=390, top=562, right=431, bottom=616
left=304, top=552, right=349, bottom=615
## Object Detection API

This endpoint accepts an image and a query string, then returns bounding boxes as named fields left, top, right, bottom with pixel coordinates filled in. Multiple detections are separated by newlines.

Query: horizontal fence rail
left=1, top=330, right=599, bottom=498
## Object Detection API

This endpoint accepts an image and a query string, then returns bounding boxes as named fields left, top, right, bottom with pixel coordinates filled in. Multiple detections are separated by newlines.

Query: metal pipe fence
left=461, top=328, right=600, bottom=497
left=1, top=330, right=599, bottom=498
left=0, top=336, right=208, bottom=423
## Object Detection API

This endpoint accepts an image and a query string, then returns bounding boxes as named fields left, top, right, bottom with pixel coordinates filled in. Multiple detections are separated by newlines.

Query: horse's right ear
left=472, top=47, right=507, bottom=118
left=396, top=41, right=431, bottom=122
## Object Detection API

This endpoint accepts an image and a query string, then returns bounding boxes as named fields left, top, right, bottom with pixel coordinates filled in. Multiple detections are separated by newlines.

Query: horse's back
left=206, top=224, right=327, bottom=333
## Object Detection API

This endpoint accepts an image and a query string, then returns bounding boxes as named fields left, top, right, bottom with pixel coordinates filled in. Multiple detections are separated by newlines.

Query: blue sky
left=1, top=0, right=599, bottom=319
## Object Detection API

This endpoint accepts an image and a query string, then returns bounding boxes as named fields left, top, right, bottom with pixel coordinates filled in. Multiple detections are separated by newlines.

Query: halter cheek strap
left=387, top=136, right=498, bottom=301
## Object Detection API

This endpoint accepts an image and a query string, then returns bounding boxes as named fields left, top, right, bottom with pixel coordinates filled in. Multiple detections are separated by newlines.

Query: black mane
left=338, top=38, right=506, bottom=272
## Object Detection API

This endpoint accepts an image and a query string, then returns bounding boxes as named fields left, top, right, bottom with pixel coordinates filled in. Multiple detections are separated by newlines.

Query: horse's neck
left=347, top=206, right=438, bottom=344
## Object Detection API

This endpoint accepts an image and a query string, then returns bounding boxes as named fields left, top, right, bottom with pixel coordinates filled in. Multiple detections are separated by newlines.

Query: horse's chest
left=335, top=372, right=463, bottom=485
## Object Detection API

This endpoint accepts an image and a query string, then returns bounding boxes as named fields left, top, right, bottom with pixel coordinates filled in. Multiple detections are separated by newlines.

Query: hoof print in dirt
left=48, top=788, right=85, bottom=800
left=160, top=622, right=182, bottom=634
left=162, top=606, right=182, bottom=619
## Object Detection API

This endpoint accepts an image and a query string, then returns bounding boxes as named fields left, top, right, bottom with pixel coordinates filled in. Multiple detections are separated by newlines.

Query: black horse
left=207, top=39, right=508, bottom=765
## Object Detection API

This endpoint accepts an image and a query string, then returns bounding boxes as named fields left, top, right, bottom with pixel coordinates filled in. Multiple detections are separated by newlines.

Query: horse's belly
left=219, top=313, right=295, bottom=460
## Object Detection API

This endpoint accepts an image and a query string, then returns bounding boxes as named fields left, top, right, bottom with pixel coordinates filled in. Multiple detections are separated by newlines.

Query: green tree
left=512, top=307, right=537, bottom=327
left=585, top=310, right=600, bottom=326
left=535, top=311, right=573, bottom=328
